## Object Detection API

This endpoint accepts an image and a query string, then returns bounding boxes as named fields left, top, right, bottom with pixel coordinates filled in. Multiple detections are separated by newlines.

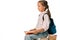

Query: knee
left=25, top=35, right=31, bottom=38
left=25, top=34, right=35, bottom=39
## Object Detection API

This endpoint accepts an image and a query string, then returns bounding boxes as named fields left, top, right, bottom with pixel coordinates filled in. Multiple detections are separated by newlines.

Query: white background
left=0, top=0, right=60, bottom=40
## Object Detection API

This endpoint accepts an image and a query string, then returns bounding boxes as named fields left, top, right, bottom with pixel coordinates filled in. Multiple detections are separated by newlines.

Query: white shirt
left=36, top=9, right=50, bottom=32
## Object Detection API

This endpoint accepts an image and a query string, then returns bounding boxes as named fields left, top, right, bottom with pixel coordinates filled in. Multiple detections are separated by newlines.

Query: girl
left=24, top=0, right=51, bottom=40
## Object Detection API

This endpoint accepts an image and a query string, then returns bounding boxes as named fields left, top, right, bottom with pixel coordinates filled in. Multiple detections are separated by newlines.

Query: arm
left=25, top=14, right=50, bottom=35
left=32, top=14, right=50, bottom=34
left=42, top=14, right=50, bottom=32
left=33, top=28, right=44, bottom=34
left=29, top=28, right=36, bottom=31
left=24, top=28, right=44, bottom=34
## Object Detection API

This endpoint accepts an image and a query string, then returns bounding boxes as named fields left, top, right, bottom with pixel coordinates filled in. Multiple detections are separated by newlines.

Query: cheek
left=38, top=7, right=43, bottom=11
left=38, top=7, right=40, bottom=11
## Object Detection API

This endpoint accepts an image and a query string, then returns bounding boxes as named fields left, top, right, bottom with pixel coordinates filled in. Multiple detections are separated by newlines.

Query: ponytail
left=47, top=9, right=51, bottom=18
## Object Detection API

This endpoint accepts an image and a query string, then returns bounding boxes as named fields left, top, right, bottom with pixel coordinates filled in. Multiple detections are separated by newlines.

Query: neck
left=40, top=9, right=48, bottom=14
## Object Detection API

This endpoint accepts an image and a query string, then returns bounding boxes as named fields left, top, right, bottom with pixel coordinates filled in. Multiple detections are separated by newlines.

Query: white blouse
left=36, top=12, right=50, bottom=32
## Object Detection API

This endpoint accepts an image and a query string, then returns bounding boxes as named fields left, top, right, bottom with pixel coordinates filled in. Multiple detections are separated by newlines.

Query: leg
left=24, top=31, right=48, bottom=40
left=24, top=35, right=32, bottom=40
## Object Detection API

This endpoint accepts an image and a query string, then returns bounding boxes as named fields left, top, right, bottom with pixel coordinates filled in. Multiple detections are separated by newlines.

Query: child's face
left=37, top=2, right=45, bottom=12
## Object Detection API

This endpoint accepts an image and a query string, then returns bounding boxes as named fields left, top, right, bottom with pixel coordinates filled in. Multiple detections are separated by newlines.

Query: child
left=24, top=0, right=51, bottom=40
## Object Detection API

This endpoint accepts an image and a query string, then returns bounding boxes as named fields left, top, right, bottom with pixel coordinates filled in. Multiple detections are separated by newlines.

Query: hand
left=24, top=31, right=33, bottom=35
left=24, top=31, right=30, bottom=35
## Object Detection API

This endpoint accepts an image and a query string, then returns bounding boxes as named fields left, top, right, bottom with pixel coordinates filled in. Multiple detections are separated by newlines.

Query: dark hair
left=38, top=1, right=51, bottom=18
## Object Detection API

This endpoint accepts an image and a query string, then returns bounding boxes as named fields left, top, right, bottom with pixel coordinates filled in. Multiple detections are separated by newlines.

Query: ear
left=43, top=7, right=46, bottom=10
left=44, top=6, right=45, bottom=9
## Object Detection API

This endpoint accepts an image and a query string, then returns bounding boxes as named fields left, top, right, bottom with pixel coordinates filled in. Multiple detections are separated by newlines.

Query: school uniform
left=25, top=9, right=50, bottom=40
